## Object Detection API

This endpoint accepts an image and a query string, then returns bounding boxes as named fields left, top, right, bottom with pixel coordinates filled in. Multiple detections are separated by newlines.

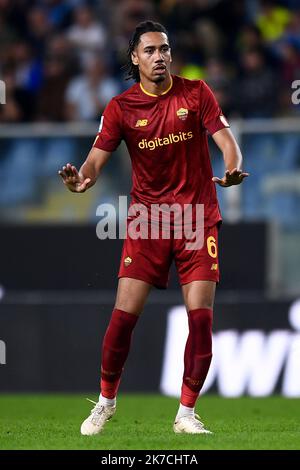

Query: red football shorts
left=118, top=223, right=220, bottom=289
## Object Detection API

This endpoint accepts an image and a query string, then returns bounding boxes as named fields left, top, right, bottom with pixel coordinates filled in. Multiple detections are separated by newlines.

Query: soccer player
left=59, top=21, right=248, bottom=435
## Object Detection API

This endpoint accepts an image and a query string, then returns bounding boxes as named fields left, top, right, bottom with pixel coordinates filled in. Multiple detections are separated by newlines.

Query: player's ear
left=131, top=51, right=139, bottom=66
left=169, top=48, right=172, bottom=63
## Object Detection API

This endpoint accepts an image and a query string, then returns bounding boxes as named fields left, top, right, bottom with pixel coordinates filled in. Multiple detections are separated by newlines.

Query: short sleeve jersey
left=93, top=75, right=229, bottom=227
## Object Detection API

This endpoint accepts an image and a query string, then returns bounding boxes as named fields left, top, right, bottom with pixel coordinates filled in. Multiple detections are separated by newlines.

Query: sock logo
left=185, top=377, right=201, bottom=386
left=138, top=132, right=193, bottom=151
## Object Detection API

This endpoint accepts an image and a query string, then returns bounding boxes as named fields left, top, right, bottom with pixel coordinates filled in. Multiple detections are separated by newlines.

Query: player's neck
left=140, top=74, right=173, bottom=97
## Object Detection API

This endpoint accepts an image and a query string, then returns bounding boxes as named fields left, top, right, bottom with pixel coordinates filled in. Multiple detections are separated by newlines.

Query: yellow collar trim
left=140, top=77, right=173, bottom=97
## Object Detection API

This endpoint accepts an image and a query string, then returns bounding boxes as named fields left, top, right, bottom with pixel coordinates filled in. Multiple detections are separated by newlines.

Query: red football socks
left=181, top=308, right=213, bottom=407
left=100, top=308, right=139, bottom=399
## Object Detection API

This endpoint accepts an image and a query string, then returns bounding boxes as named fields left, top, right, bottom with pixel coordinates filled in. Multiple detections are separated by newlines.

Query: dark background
left=0, top=222, right=267, bottom=291
left=0, top=295, right=292, bottom=392
left=1, top=221, right=290, bottom=394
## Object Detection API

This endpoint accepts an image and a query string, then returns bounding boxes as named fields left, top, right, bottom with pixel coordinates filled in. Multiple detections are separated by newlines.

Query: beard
left=153, top=74, right=166, bottom=83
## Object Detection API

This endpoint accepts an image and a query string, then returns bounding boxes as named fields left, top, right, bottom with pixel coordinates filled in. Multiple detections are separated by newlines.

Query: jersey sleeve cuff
left=93, top=135, right=120, bottom=152
left=206, top=114, right=230, bottom=135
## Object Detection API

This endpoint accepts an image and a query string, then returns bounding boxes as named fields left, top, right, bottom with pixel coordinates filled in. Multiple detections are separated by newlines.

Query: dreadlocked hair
left=123, top=20, right=168, bottom=83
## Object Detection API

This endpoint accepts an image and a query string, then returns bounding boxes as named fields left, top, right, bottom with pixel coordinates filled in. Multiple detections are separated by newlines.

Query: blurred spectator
left=42, top=0, right=72, bottom=29
left=11, top=41, right=43, bottom=94
left=0, top=0, right=300, bottom=235
left=256, top=0, right=291, bottom=42
left=26, top=6, right=53, bottom=58
left=0, top=12, right=17, bottom=64
left=111, top=0, right=156, bottom=70
left=235, top=48, right=277, bottom=117
left=237, top=24, right=264, bottom=52
left=46, top=33, right=79, bottom=75
left=180, top=63, right=205, bottom=80
left=36, top=55, right=71, bottom=121
left=277, top=41, right=300, bottom=115
left=0, top=0, right=299, bottom=122
left=0, top=0, right=29, bottom=38
left=65, top=56, right=119, bottom=121
left=160, top=0, right=203, bottom=62
left=168, top=54, right=185, bottom=76
left=205, top=58, right=234, bottom=116
left=194, top=18, right=223, bottom=59
left=0, top=66, right=34, bottom=122
left=279, top=42, right=300, bottom=84
left=112, top=0, right=155, bottom=42
left=161, top=0, right=246, bottom=62
left=0, top=68, right=21, bottom=122
left=277, top=9, right=300, bottom=51
left=66, top=4, right=106, bottom=66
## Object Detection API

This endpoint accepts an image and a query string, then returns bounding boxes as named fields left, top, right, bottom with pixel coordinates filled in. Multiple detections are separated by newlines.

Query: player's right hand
left=58, top=163, right=91, bottom=193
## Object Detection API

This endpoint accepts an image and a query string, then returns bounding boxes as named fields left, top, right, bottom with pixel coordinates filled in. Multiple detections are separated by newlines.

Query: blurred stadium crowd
left=0, top=0, right=299, bottom=293
left=0, top=0, right=299, bottom=122
left=0, top=0, right=300, bottom=231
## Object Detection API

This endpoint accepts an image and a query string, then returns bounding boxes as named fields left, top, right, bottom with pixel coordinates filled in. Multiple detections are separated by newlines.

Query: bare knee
left=191, top=298, right=214, bottom=310
left=114, top=301, right=141, bottom=316
left=114, top=277, right=152, bottom=315
left=182, top=280, right=216, bottom=311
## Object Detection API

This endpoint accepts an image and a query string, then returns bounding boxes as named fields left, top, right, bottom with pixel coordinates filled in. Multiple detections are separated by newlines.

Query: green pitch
left=0, top=394, right=299, bottom=450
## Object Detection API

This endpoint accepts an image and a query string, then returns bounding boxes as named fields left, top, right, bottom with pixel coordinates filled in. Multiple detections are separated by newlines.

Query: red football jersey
left=93, top=74, right=229, bottom=227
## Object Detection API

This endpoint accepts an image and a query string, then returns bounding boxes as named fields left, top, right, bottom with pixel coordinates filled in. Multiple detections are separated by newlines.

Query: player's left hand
left=212, top=168, right=249, bottom=187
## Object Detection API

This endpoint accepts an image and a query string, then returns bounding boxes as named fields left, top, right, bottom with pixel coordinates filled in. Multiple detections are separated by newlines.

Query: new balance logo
left=211, top=263, right=218, bottom=271
left=135, top=119, right=148, bottom=127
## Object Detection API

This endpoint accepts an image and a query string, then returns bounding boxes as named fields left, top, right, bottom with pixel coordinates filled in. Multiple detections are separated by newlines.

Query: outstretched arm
left=211, top=127, right=249, bottom=187
left=58, top=147, right=111, bottom=193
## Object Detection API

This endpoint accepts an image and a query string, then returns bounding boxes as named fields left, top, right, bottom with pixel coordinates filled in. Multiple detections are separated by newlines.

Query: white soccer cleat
left=80, top=399, right=116, bottom=436
left=173, top=414, right=212, bottom=434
